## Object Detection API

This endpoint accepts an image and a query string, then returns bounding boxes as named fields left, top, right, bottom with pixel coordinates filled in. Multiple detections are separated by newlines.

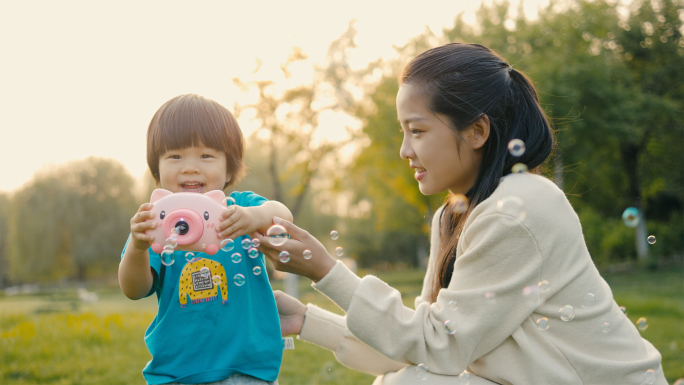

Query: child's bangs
left=154, top=99, right=230, bottom=154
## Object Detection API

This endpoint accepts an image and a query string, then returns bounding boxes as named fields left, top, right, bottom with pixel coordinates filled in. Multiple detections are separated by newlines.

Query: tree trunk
left=620, top=143, right=648, bottom=262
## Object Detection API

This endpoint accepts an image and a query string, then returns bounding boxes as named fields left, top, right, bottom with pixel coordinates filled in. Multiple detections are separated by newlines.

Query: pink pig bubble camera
left=147, top=189, right=232, bottom=256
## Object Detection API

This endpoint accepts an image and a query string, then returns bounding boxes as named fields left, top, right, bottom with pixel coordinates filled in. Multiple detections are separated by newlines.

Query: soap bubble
left=251, top=238, right=260, bottom=248
left=496, top=196, right=527, bottom=222
left=231, top=253, right=242, bottom=263
left=223, top=196, right=236, bottom=206
left=619, top=306, right=628, bottom=315
left=536, top=317, right=549, bottom=330
left=448, top=300, right=458, bottom=310
left=538, top=280, right=550, bottom=293
left=163, top=244, right=174, bottom=252
left=637, top=317, right=648, bottom=331
left=253, top=266, right=262, bottom=275
left=335, top=247, right=344, bottom=257
left=444, top=320, right=457, bottom=335
left=601, top=322, right=610, bottom=333
left=200, top=266, right=210, bottom=278
left=165, top=238, right=178, bottom=248
left=248, top=248, right=259, bottom=258
left=161, top=250, right=175, bottom=266
left=279, top=251, right=290, bottom=263
left=621, top=207, right=640, bottom=228
left=212, top=275, right=222, bottom=286
left=508, top=139, right=526, bottom=156
left=458, top=372, right=471, bottom=385
left=171, top=227, right=180, bottom=235
left=559, top=305, right=575, bottom=321
left=241, top=238, right=252, bottom=249
left=330, top=230, right=339, bottom=240
left=484, top=291, right=496, bottom=303
left=647, top=235, right=656, bottom=244
left=511, top=163, right=528, bottom=174
left=582, top=293, right=596, bottom=308
left=643, top=369, right=656, bottom=385
left=523, top=284, right=541, bottom=305
left=415, top=364, right=429, bottom=380
left=220, top=239, right=235, bottom=252
left=185, top=252, right=195, bottom=262
left=233, top=274, right=245, bottom=286
left=303, top=249, right=312, bottom=260
left=267, top=224, right=289, bottom=246
left=452, top=194, right=469, bottom=214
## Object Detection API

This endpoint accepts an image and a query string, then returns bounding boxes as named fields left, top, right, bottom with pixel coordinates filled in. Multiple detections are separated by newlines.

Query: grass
left=1, top=268, right=682, bottom=384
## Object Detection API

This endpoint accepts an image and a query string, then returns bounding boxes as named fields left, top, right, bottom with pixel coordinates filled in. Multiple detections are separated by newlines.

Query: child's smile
left=158, top=143, right=230, bottom=193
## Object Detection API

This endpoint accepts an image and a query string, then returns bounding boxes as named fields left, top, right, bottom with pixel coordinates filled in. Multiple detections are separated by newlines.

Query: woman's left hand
left=252, top=217, right=337, bottom=282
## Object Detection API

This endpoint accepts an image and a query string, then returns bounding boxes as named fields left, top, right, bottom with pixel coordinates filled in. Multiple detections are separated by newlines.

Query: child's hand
left=130, top=203, right=158, bottom=251
left=216, top=205, right=258, bottom=240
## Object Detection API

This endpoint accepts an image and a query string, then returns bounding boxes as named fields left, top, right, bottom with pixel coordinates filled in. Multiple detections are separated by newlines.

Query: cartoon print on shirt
left=179, top=257, right=228, bottom=308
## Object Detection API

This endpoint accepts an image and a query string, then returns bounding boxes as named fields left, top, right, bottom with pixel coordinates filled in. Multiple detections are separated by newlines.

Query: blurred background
left=0, top=0, right=682, bottom=383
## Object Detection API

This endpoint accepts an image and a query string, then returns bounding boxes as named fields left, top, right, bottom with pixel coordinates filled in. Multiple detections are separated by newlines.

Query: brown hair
left=400, top=43, right=553, bottom=303
left=146, top=94, right=246, bottom=189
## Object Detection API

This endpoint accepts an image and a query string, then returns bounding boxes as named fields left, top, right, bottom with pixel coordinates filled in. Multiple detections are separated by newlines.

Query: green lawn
left=1, top=268, right=682, bottom=384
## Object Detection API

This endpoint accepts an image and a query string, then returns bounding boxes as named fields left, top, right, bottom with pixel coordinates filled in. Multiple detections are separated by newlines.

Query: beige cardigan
left=298, top=173, right=666, bottom=385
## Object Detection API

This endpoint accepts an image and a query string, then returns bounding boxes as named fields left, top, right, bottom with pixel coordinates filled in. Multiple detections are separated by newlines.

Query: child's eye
left=410, top=129, right=421, bottom=135
left=169, top=155, right=181, bottom=159
left=201, top=154, right=213, bottom=159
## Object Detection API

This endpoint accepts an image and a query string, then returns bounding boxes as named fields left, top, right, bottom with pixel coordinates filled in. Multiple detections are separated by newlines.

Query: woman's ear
left=468, top=114, right=490, bottom=150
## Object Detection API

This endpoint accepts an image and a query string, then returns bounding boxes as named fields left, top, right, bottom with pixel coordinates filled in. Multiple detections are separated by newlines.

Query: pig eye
left=160, top=210, right=166, bottom=220
left=204, top=211, right=209, bottom=220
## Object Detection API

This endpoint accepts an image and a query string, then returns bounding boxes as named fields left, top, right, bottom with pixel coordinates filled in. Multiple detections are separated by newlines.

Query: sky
left=0, top=0, right=551, bottom=194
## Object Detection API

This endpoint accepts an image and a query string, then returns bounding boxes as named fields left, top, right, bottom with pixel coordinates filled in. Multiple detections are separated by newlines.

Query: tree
left=7, top=157, right=137, bottom=282
left=0, top=193, right=11, bottom=287
left=348, top=0, right=683, bottom=269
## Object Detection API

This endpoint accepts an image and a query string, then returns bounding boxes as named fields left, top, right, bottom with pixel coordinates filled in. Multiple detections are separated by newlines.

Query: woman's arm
left=257, top=214, right=543, bottom=374
left=274, top=289, right=407, bottom=375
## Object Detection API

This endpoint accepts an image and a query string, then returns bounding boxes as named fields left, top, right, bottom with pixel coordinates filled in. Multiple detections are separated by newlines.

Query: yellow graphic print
left=179, top=257, right=228, bottom=308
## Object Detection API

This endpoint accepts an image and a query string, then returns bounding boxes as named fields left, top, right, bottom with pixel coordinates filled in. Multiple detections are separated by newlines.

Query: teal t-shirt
left=121, top=191, right=282, bottom=384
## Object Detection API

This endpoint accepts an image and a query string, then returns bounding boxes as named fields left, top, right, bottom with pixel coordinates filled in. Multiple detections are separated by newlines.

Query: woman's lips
left=414, top=168, right=426, bottom=181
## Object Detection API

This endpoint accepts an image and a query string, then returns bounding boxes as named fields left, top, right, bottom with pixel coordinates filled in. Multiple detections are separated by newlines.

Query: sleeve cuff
left=312, top=260, right=362, bottom=312
left=298, top=303, right=346, bottom=351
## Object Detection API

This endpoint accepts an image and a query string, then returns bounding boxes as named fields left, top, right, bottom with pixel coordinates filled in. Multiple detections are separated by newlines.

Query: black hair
left=401, top=43, right=553, bottom=302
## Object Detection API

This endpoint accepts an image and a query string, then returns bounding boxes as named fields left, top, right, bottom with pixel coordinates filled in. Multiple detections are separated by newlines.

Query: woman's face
left=397, top=83, right=485, bottom=196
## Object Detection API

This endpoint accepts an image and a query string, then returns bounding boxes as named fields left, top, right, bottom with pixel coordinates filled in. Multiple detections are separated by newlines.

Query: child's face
left=157, top=143, right=230, bottom=193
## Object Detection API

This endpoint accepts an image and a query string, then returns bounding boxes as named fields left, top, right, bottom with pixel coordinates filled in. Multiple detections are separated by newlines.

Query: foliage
left=347, top=0, right=683, bottom=268
left=6, top=158, right=137, bottom=282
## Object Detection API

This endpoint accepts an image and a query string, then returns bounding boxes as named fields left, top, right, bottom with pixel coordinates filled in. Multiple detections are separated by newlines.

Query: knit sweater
left=298, top=173, right=666, bottom=385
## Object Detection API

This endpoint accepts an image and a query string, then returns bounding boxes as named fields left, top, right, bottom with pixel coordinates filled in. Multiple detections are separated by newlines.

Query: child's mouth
left=181, top=182, right=204, bottom=192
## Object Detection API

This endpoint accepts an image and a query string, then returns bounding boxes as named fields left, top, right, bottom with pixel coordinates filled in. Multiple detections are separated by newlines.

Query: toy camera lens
left=160, top=211, right=165, bottom=220
left=204, top=211, right=209, bottom=220
left=175, top=221, right=189, bottom=235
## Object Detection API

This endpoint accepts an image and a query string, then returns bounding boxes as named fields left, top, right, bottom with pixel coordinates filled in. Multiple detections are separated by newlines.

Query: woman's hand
left=274, top=290, right=307, bottom=336
left=253, top=217, right=337, bottom=282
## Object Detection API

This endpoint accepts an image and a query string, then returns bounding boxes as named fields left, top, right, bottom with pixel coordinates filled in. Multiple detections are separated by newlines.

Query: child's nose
left=181, top=161, right=200, bottom=174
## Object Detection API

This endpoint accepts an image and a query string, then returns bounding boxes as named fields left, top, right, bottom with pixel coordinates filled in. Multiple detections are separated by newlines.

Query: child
left=118, top=94, right=292, bottom=385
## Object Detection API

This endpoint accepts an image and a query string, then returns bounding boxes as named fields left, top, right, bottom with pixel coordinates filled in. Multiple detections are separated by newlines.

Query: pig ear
left=205, top=190, right=226, bottom=204
left=150, top=189, right=173, bottom=203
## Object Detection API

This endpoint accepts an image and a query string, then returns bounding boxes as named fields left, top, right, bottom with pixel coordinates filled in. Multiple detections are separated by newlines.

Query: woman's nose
left=399, top=136, right=414, bottom=160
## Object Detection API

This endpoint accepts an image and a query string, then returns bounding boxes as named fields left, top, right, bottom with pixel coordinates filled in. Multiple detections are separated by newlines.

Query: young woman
left=254, top=43, right=666, bottom=385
